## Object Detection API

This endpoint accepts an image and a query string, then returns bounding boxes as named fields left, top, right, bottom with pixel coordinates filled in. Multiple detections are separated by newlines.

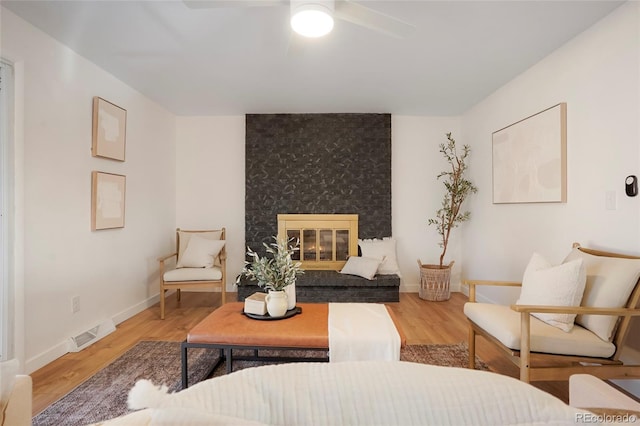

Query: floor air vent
left=68, top=319, right=116, bottom=352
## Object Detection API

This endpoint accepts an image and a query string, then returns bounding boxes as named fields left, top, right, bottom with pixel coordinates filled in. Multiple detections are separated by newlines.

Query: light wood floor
left=30, top=292, right=568, bottom=416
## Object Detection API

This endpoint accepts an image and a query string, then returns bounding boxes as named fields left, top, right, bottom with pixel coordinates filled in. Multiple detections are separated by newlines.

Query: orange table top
left=187, top=302, right=406, bottom=349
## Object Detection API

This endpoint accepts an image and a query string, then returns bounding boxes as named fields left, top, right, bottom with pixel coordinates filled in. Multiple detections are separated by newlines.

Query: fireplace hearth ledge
left=237, top=270, right=400, bottom=303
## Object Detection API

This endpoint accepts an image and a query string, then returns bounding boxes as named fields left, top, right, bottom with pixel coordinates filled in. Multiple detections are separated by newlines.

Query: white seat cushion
left=163, top=266, right=222, bottom=282
left=464, top=302, right=615, bottom=358
left=564, top=248, right=640, bottom=341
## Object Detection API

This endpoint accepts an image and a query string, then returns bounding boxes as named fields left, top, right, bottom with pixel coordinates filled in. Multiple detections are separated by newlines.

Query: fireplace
left=240, top=113, right=398, bottom=303
left=277, top=214, right=358, bottom=270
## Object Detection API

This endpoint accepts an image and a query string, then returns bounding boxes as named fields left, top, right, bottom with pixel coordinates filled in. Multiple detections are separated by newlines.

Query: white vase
left=284, top=282, right=296, bottom=310
left=265, top=290, right=288, bottom=317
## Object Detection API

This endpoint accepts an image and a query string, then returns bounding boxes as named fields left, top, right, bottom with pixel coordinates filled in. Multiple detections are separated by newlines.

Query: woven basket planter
left=417, top=260, right=454, bottom=301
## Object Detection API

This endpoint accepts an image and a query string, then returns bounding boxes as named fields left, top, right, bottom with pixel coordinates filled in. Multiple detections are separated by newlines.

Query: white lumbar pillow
left=516, top=252, right=586, bottom=332
left=177, top=235, right=225, bottom=268
left=340, top=256, right=382, bottom=280
left=358, top=237, right=401, bottom=277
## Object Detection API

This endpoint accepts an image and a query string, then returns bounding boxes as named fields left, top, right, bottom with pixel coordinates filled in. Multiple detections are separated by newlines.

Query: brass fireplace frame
left=277, top=214, right=358, bottom=270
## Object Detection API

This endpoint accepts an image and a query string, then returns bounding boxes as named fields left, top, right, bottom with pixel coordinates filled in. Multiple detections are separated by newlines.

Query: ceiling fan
left=182, top=0, right=415, bottom=39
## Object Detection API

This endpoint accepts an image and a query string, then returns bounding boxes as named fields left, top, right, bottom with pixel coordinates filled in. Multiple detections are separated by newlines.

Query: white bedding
left=328, top=303, right=401, bottom=362
left=96, top=361, right=590, bottom=426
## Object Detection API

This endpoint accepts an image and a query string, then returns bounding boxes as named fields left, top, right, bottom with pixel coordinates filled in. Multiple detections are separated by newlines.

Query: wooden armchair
left=158, top=228, right=226, bottom=319
left=464, top=243, right=640, bottom=383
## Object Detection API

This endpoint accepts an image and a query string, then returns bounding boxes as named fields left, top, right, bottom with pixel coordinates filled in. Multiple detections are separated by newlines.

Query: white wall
left=175, top=116, right=245, bottom=292
left=1, top=8, right=177, bottom=373
left=461, top=1, right=640, bottom=394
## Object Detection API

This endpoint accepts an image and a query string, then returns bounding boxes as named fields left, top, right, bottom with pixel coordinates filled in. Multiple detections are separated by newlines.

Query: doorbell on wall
left=625, top=175, right=638, bottom=197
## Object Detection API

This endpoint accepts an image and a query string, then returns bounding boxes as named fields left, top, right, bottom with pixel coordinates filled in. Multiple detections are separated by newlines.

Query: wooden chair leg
left=221, top=283, right=226, bottom=305
left=177, top=289, right=181, bottom=302
left=160, top=287, right=166, bottom=320
left=468, top=325, right=476, bottom=369
left=520, top=312, right=531, bottom=383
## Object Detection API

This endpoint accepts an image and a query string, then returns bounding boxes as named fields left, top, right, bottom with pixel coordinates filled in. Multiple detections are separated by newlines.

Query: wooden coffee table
left=181, top=302, right=405, bottom=388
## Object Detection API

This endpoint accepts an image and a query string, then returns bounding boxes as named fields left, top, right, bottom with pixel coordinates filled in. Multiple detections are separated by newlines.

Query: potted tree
left=419, top=132, right=477, bottom=301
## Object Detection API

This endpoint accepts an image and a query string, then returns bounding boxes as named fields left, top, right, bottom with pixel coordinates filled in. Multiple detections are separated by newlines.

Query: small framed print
left=92, top=97, right=126, bottom=161
left=92, top=171, right=126, bottom=231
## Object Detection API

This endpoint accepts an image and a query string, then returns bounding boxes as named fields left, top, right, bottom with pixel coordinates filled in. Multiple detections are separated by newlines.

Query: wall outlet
left=605, top=190, right=617, bottom=210
left=72, top=296, right=80, bottom=314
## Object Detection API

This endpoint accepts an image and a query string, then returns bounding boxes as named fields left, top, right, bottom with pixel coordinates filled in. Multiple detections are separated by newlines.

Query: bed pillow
left=358, top=237, right=401, bottom=277
left=563, top=247, right=640, bottom=341
left=177, top=235, right=225, bottom=268
left=516, top=252, right=586, bottom=332
left=340, top=256, right=382, bottom=280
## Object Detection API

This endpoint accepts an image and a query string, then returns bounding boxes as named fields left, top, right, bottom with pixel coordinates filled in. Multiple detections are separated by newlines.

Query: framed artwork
left=92, top=97, right=126, bottom=161
left=91, top=171, right=126, bottom=230
left=492, top=103, right=567, bottom=204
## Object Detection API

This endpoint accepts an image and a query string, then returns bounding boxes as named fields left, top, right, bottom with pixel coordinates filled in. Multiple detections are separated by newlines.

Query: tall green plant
left=428, top=132, right=478, bottom=267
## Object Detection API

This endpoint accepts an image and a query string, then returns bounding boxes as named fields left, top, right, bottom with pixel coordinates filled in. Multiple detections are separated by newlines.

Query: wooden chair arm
left=157, top=252, right=177, bottom=263
left=511, top=304, right=640, bottom=317
left=465, top=280, right=522, bottom=302
left=515, top=303, right=640, bottom=382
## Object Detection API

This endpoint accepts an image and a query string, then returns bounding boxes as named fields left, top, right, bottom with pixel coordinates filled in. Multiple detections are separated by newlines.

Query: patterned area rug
left=32, top=341, right=219, bottom=426
left=33, top=341, right=488, bottom=426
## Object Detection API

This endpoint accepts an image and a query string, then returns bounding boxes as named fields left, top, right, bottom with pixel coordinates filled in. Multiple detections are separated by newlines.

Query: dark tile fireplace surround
left=238, top=113, right=400, bottom=302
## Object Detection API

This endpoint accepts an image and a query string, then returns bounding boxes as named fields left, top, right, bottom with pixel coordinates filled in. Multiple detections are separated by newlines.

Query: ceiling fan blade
left=182, top=0, right=284, bottom=9
left=334, top=0, right=415, bottom=39
left=113, top=51, right=179, bottom=58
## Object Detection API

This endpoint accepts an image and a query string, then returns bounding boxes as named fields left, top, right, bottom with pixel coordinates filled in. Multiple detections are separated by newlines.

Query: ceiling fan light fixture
left=290, top=1, right=334, bottom=38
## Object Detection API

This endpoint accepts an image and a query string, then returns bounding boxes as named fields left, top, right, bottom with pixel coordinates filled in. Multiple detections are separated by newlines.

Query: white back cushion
left=178, top=236, right=225, bottom=268
left=564, top=248, right=640, bottom=341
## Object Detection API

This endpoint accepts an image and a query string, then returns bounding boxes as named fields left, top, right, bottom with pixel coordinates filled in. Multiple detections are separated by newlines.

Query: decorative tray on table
left=243, top=306, right=302, bottom=321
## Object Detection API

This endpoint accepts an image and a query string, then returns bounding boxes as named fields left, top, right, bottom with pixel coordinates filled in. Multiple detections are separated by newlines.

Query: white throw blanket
left=328, top=303, right=401, bottom=362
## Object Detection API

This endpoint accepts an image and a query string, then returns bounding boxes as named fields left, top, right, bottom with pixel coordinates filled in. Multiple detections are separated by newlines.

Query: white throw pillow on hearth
left=340, top=256, right=383, bottom=280
left=358, top=237, right=401, bottom=277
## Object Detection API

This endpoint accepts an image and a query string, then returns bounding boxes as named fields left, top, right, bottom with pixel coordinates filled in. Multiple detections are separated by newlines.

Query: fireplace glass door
left=277, top=214, right=358, bottom=270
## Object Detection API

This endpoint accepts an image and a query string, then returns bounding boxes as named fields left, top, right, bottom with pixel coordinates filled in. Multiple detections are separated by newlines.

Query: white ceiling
left=2, top=0, right=623, bottom=115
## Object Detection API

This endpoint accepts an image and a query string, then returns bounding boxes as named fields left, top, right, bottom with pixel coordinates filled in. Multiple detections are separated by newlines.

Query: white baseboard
left=112, top=293, right=160, bottom=326
left=403, top=280, right=462, bottom=294
left=25, top=293, right=161, bottom=374
left=25, top=340, right=69, bottom=374
left=400, top=283, right=419, bottom=293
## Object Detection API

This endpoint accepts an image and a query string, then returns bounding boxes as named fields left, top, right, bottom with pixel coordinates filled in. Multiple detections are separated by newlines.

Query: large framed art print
left=492, top=103, right=567, bottom=204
